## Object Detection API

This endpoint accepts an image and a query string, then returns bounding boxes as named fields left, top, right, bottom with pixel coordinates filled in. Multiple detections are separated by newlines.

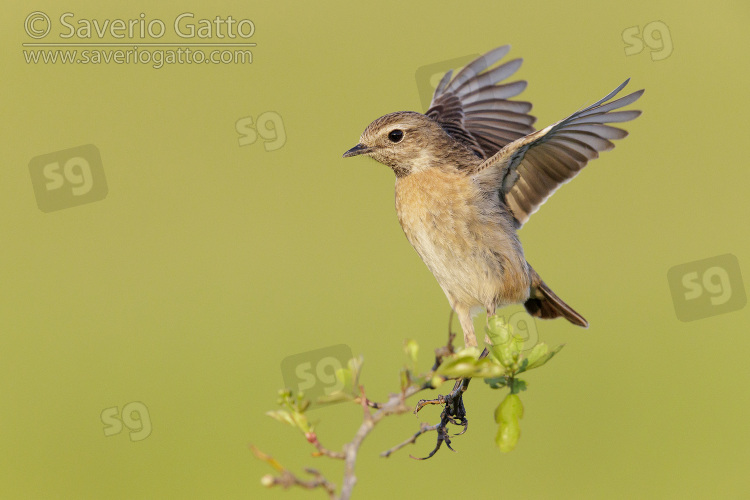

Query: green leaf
left=524, top=343, right=548, bottom=368
left=435, top=350, right=482, bottom=378
left=484, top=376, right=508, bottom=389
left=403, top=339, right=419, bottom=364
left=437, top=360, right=479, bottom=378
left=509, top=378, right=527, bottom=394
left=517, top=358, right=528, bottom=373
left=290, top=411, right=311, bottom=433
left=453, top=346, right=483, bottom=358
left=436, top=349, right=504, bottom=379
left=471, top=358, right=505, bottom=378
left=266, top=410, right=295, bottom=427
left=494, top=393, right=524, bottom=423
left=330, top=356, right=363, bottom=399
left=496, top=418, right=521, bottom=453
left=334, top=367, right=353, bottom=391
left=491, top=342, right=523, bottom=371
left=510, top=334, right=524, bottom=354
left=400, top=368, right=409, bottom=391
left=494, top=393, right=524, bottom=452
left=486, top=315, right=525, bottom=369
left=489, top=343, right=509, bottom=367
left=525, top=343, right=564, bottom=371
left=486, top=315, right=511, bottom=343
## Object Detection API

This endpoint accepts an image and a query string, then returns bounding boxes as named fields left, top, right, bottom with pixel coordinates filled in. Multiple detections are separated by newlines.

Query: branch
left=254, top=314, right=564, bottom=498
left=256, top=335, right=456, bottom=499
left=339, top=383, right=429, bottom=498
left=379, top=422, right=441, bottom=458
left=308, top=433, right=345, bottom=460
left=251, top=445, right=337, bottom=499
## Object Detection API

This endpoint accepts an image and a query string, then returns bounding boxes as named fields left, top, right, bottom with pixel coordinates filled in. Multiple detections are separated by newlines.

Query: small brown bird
left=343, top=46, right=643, bottom=347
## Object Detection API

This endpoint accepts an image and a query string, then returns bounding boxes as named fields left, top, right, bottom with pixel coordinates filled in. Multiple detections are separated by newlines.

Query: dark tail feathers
left=524, top=265, right=588, bottom=328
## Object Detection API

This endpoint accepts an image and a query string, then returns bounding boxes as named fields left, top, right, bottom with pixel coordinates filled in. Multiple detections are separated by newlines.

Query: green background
left=2, top=1, right=749, bottom=498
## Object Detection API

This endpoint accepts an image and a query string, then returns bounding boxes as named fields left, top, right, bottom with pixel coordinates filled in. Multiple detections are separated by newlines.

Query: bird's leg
left=421, top=308, right=477, bottom=422
left=411, top=309, right=490, bottom=459
left=484, top=307, right=496, bottom=345
left=457, top=306, right=478, bottom=348
left=415, top=307, right=478, bottom=413
left=412, top=348, right=489, bottom=459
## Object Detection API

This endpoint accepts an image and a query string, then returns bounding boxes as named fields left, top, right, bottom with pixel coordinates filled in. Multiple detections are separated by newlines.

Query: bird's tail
left=524, top=265, right=588, bottom=328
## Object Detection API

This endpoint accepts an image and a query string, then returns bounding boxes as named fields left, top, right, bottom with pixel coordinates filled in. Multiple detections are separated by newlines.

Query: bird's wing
left=425, top=46, right=537, bottom=160
left=474, top=79, right=643, bottom=227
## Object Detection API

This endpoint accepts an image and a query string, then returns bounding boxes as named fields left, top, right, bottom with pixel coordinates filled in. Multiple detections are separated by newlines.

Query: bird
left=343, top=45, right=643, bottom=348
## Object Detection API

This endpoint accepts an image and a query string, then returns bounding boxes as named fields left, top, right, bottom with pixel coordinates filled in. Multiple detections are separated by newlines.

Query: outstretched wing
left=475, top=79, right=644, bottom=227
left=425, top=46, right=537, bottom=160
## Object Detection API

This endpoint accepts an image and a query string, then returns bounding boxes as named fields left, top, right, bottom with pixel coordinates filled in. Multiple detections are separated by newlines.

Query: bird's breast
left=394, top=169, right=530, bottom=308
left=395, top=170, right=473, bottom=262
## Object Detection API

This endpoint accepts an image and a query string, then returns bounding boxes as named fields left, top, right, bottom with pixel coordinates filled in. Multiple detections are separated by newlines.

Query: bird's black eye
left=388, top=129, right=404, bottom=143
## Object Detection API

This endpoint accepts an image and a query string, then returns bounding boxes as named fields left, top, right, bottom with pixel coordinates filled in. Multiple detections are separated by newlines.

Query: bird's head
left=342, top=111, right=459, bottom=177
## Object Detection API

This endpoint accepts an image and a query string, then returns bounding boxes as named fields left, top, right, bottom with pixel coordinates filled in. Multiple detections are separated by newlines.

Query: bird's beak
left=342, top=143, right=371, bottom=158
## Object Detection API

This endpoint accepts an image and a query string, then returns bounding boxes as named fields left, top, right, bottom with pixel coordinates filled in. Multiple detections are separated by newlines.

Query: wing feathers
left=444, top=45, right=512, bottom=93
left=425, top=48, right=643, bottom=228
left=453, top=59, right=524, bottom=94
left=474, top=80, right=643, bottom=226
left=426, top=47, right=536, bottom=158
left=463, top=99, right=533, bottom=114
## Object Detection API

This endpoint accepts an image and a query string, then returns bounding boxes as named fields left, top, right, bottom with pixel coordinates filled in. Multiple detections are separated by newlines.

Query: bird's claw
left=410, top=379, right=469, bottom=459
left=449, top=415, right=468, bottom=436
left=413, top=394, right=446, bottom=415
left=411, top=421, right=455, bottom=460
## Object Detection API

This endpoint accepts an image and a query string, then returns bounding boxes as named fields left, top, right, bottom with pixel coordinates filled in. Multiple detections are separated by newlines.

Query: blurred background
left=2, top=0, right=748, bottom=498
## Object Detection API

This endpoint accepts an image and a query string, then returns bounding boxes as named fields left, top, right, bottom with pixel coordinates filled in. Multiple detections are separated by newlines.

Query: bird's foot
left=410, top=378, right=469, bottom=459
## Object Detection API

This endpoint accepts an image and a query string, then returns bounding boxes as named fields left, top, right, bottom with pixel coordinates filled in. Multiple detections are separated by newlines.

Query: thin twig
left=307, top=434, right=345, bottom=460
left=380, top=422, right=441, bottom=457
left=353, top=395, right=382, bottom=409
left=251, top=445, right=337, bottom=499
